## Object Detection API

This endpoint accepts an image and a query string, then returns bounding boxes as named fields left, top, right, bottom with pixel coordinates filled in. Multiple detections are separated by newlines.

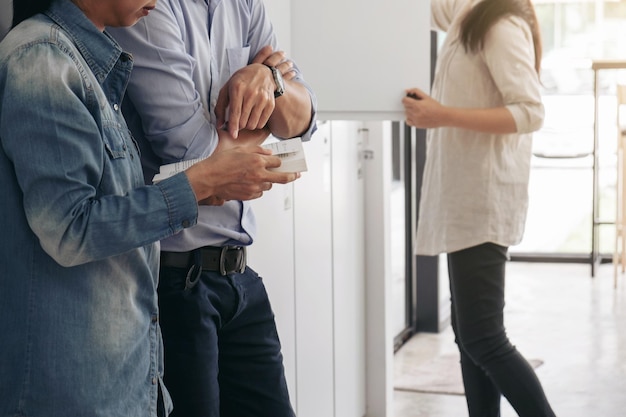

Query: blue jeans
left=157, top=261, right=295, bottom=417
left=447, top=243, right=556, bottom=417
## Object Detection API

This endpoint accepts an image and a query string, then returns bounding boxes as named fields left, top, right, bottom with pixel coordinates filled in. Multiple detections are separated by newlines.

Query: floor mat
left=394, top=353, right=544, bottom=396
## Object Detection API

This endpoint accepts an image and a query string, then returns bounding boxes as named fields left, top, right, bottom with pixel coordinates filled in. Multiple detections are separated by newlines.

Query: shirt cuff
left=156, top=173, right=198, bottom=234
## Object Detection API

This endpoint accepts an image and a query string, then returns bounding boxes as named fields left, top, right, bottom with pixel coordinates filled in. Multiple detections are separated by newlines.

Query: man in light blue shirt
left=109, top=1, right=317, bottom=416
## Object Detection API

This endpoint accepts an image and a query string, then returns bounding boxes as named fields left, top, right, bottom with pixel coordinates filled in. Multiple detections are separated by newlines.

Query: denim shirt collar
left=45, top=0, right=123, bottom=84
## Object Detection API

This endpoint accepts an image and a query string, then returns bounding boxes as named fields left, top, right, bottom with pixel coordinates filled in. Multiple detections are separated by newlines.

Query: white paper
left=262, top=137, right=308, bottom=173
left=152, top=137, right=307, bottom=183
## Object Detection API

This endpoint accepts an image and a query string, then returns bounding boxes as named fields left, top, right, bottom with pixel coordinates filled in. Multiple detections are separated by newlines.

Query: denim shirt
left=108, top=0, right=318, bottom=251
left=0, top=1, right=198, bottom=415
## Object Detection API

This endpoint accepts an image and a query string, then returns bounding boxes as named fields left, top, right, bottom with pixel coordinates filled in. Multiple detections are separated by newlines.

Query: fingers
left=265, top=171, right=300, bottom=184
left=233, top=127, right=271, bottom=146
left=402, top=88, right=425, bottom=128
left=402, top=87, right=432, bottom=110
left=187, top=146, right=296, bottom=204
left=401, top=89, right=444, bottom=129
left=261, top=48, right=286, bottom=68
left=220, top=48, right=294, bottom=139
left=239, top=91, right=275, bottom=131
left=276, top=60, right=296, bottom=81
left=251, top=46, right=292, bottom=77
left=256, top=46, right=296, bottom=81
left=207, top=166, right=299, bottom=203
left=265, top=51, right=296, bottom=81
left=223, top=65, right=276, bottom=139
left=219, top=145, right=291, bottom=178
left=405, top=87, right=427, bottom=100
left=241, top=151, right=300, bottom=183
left=259, top=153, right=283, bottom=170
left=215, top=85, right=230, bottom=131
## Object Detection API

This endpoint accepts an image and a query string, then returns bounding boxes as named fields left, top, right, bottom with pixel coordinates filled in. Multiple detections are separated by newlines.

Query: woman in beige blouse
left=402, top=0, right=556, bottom=416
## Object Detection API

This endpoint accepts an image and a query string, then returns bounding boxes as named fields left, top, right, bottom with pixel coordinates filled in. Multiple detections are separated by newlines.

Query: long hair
left=459, top=0, right=542, bottom=74
left=12, top=0, right=54, bottom=28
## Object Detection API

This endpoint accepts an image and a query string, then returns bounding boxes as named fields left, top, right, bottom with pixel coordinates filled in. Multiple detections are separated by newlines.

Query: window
left=513, top=0, right=626, bottom=264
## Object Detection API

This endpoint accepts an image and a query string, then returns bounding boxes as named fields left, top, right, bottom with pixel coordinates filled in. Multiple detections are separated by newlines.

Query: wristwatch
left=265, top=64, right=285, bottom=98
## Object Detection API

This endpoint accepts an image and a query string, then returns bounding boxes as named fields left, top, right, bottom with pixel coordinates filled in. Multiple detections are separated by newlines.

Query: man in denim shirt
left=0, top=0, right=298, bottom=415
left=109, top=1, right=317, bottom=416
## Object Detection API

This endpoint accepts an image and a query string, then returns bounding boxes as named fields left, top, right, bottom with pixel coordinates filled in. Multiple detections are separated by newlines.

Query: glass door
left=511, top=0, right=626, bottom=273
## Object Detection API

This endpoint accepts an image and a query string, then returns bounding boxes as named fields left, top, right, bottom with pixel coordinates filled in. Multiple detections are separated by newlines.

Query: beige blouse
left=415, top=0, right=545, bottom=256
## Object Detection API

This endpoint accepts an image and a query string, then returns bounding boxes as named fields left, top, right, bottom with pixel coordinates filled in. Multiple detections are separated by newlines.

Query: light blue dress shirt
left=0, top=1, right=199, bottom=415
left=109, top=0, right=317, bottom=252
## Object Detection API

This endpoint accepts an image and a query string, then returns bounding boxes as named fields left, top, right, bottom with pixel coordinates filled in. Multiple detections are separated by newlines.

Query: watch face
left=269, top=65, right=285, bottom=98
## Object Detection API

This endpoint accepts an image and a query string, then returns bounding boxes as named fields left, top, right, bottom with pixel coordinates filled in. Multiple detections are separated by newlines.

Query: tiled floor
left=393, top=261, right=626, bottom=417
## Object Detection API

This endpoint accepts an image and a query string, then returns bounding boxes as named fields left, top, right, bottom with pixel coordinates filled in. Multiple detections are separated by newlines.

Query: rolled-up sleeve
left=482, top=16, right=544, bottom=133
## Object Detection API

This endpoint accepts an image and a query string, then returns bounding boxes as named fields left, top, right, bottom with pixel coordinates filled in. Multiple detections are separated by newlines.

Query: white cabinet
left=249, top=121, right=369, bottom=416
left=290, top=1, right=430, bottom=120
left=292, top=123, right=334, bottom=417
left=329, top=121, right=367, bottom=417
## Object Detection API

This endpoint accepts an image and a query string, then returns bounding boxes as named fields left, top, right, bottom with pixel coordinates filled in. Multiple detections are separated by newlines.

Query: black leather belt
left=160, top=246, right=247, bottom=275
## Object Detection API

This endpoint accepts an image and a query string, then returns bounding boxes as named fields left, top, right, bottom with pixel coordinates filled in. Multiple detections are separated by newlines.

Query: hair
left=12, top=0, right=54, bottom=28
left=459, top=0, right=542, bottom=74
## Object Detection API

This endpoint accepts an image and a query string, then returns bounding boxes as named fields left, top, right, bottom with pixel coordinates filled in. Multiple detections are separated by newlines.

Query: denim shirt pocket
left=100, top=119, right=144, bottom=193
left=226, top=46, right=251, bottom=77
left=102, top=119, right=130, bottom=159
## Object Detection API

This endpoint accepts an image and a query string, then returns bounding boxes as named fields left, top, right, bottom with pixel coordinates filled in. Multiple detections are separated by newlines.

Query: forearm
left=444, top=106, right=517, bottom=134
left=267, top=80, right=313, bottom=139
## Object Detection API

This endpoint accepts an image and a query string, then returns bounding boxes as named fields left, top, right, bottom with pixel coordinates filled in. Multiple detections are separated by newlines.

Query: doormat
left=394, top=353, right=544, bottom=396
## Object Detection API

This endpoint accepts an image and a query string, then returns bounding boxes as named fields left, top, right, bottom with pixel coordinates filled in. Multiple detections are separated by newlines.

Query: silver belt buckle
left=219, top=246, right=246, bottom=275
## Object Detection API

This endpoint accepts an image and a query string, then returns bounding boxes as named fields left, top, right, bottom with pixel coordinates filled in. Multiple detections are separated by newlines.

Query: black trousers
left=447, top=243, right=556, bottom=417
left=158, top=262, right=294, bottom=417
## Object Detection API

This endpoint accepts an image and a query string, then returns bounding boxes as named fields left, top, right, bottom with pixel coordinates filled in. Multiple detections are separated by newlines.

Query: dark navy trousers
left=447, top=243, right=556, bottom=417
left=157, top=263, right=295, bottom=417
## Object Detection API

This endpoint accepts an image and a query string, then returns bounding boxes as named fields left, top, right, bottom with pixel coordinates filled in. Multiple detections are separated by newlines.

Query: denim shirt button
left=113, top=103, right=119, bottom=111
left=182, top=219, right=190, bottom=228
left=151, top=377, right=157, bottom=385
left=151, top=314, right=158, bottom=323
